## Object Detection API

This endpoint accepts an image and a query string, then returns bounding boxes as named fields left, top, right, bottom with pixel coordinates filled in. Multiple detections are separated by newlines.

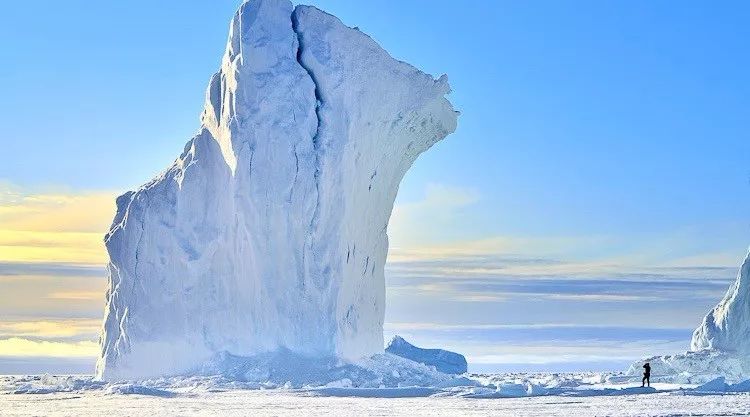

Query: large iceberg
left=97, top=0, right=457, bottom=380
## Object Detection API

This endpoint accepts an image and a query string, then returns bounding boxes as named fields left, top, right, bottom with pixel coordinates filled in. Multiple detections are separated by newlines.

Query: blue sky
left=0, top=0, right=749, bottom=373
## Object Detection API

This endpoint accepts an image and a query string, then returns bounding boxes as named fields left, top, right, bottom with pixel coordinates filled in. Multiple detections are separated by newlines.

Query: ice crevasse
left=97, top=0, right=458, bottom=380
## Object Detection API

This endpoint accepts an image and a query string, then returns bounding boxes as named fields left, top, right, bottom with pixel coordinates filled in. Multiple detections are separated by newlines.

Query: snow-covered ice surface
left=5, top=372, right=750, bottom=416
left=98, top=0, right=457, bottom=381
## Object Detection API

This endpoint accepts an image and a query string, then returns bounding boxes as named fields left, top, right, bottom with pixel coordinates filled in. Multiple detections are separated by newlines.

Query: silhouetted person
left=641, top=362, right=651, bottom=387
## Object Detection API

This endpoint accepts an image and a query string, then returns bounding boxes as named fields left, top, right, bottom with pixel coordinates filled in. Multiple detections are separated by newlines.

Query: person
left=642, top=362, right=651, bottom=387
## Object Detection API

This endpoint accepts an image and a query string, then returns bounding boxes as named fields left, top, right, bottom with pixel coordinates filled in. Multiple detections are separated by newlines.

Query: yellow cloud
left=45, top=290, right=103, bottom=301
left=0, top=186, right=116, bottom=264
left=0, top=337, right=98, bottom=357
left=0, top=319, right=101, bottom=338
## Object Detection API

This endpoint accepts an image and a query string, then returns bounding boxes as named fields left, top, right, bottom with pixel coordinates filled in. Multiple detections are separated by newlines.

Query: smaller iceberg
left=385, top=336, right=467, bottom=375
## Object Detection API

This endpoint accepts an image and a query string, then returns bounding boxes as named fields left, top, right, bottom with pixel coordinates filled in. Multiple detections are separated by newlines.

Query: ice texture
left=97, top=0, right=457, bottom=380
left=385, top=336, right=467, bottom=374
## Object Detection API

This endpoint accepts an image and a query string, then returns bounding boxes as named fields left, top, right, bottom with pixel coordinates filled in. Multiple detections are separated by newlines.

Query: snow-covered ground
left=4, top=372, right=750, bottom=416
left=6, top=388, right=750, bottom=417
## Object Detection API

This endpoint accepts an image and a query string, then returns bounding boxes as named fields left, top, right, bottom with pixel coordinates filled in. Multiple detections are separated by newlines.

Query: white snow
left=98, top=0, right=457, bottom=380
left=6, top=372, right=750, bottom=416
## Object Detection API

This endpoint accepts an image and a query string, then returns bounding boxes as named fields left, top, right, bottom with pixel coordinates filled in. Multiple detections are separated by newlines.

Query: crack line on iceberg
left=291, top=9, right=325, bottom=289
left=131, top=189, right=150, bottom=318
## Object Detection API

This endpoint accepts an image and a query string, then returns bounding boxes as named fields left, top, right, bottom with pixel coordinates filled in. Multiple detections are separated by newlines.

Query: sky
left=0, top=0, right=749, bottom=374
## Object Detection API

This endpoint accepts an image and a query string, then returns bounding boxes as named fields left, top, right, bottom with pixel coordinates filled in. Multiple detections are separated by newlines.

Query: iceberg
left=97, top=0, right=457, bottom=380
left=627, top=250, right=750, bottom=383
left=385, top=336, right=467, bottom=375
left=691, top=251, right=750, bottom=353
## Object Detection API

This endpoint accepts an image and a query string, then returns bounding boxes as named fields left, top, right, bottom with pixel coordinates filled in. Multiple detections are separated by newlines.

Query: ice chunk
left=693, top=377, right=728, bottom=392
left=385, top=336, right=467, bottom=375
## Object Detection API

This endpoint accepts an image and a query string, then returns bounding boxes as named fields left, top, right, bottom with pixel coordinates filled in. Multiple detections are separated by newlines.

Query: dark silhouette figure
left=641, top=362, right=651, bottom=387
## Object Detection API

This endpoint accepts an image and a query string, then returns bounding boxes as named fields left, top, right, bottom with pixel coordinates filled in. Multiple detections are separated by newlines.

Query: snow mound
left=385, top=336, right=467, bottom=374
left=97, top=0, right=457, bottom=381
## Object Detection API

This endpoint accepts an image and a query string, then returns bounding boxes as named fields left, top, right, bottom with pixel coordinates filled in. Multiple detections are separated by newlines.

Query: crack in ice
left=291, top=8, right=326, bottom=290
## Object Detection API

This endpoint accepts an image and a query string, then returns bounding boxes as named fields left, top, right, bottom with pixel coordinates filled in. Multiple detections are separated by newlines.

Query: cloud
left=387, top=273, right=729, bottom=311
left=0, top=261, right=103, bottom=277
left=382, top=324, right=693, bottom=368
left=543, top=293, right=662, bottom=302
left=383, top=322, right=693, bottom=332
left=0, top=183, right=116, bottom=264
left=387, top=247, right=740, bottom=281
left=0, top=180, right=739, bottom=368
left=459, top=337, right=690, bottom=365
left=381, top=185, right=737, bottom=337
left=0, top=338, right=98, bottom=358
left=0, top=231, right=107, bottom=264
left=0, top=274, right=107, bottom=319
left=0, top=184, right=116, bottom=233
left=454, top=293, right=510, bottom=302
left=0, top=356, right=95, bottom=374
left=45, top=291, right=103, bottom=301
left=386, top=185, right=744, bottom=281
left=388, top=184, right=479, bottom=247
left=0, top=319, right=101, bottom=338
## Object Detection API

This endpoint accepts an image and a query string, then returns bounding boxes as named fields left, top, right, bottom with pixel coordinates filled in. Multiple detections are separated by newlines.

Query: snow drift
left=97, top=0, right=457, bottom=380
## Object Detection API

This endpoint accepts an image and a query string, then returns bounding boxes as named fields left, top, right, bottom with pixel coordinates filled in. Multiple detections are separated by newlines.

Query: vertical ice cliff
left=691, top=251, right=750, bottom=353
left=97, top=0, right=457, bottom=380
